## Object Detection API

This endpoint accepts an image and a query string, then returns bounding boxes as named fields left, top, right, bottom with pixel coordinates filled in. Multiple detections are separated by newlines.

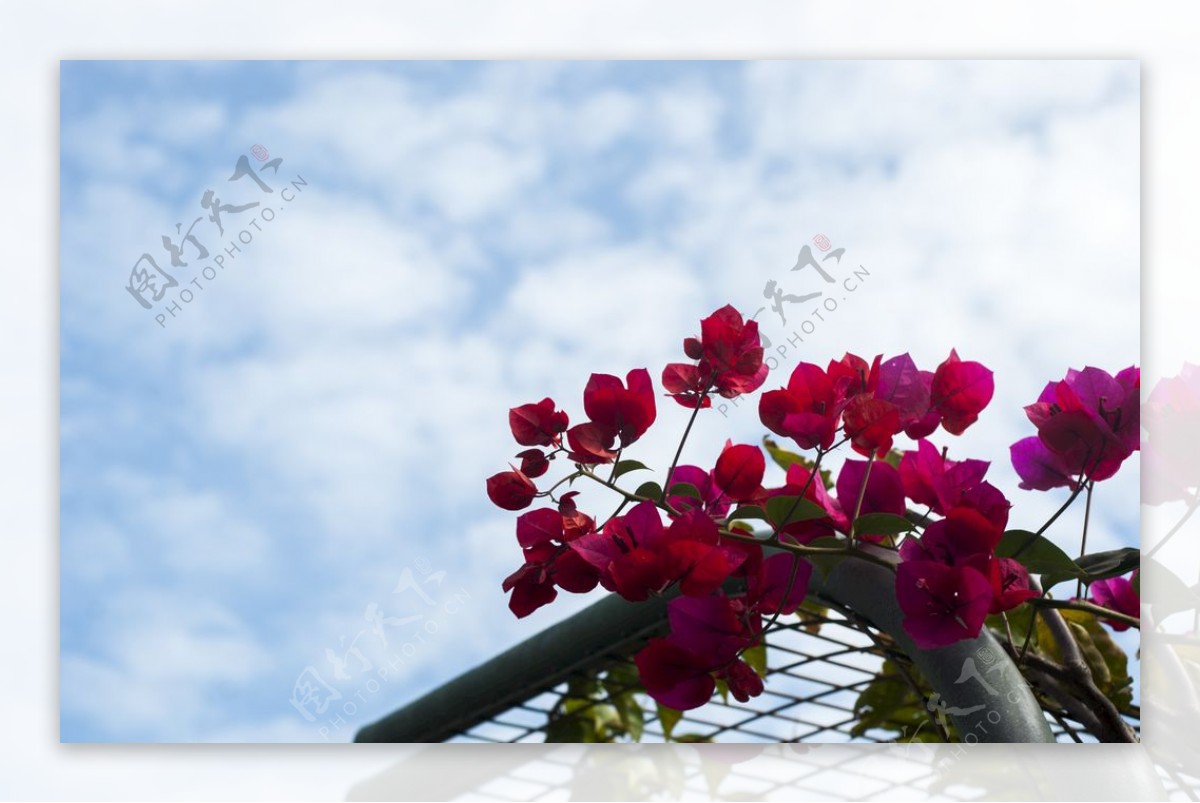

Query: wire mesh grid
left=444, top=605, right=1122, bottom=745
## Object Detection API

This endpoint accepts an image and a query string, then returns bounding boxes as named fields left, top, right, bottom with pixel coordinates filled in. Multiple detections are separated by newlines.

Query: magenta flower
left=929, top=350, right=994, bottom=435
left=665, top=464, right=731, bottom=517
left=899, top=439, right=988, bottom=514
left=1016, top=365, right=1140, bottom=487
left=508, top=397, right=569, bottom=447
left=759, top=362, right=841, bottom=450
left=663, top=305, right=767, bottom=407
left=985, top=557, right=1038, bottom=614
left=749, top=553, right=813, bottom=615
left=713, top=442, right=767, bottom=502
left=898, top=507, right=1001, bottom=566
left=486, top=469, right=538, bottom=511
left=569, top=502, right=745, bottom=601
left=1088, top=574, right=1139, bottom=631
left=896, top=560, right=993, bottom=649
left=566, top=369, right=657, bottom=462
left=634, top=638, right=717, bottom=711
left=667, top=594, right=752, bottom=665
left=833, top=458, right=907, bottom=540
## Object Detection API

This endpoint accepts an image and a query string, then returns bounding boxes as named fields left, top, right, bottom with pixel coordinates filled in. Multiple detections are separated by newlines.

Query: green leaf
left=714, top=677, right=729, bottom=704
left=634, top=481, right=662, bottom=500
left=798, top=599, right=828, bottom=635
left=1076, top=547, right=1140, bottom=583
left=727, top=505, right=767, bottom=522
left=600, top=663, right=646, bottom=742
left=765, top=495, right=827, bottom=529
left=1036, top=609, right=1134, bottom=712
left=743, top=641, right=768, bottom=678
left=850, top=660, right=951, bottom=742
left=882, top=449, right=905, bottom=470
left=674, top=733, right=715, bottom=743
left=804, top=536, right=849, bottom=579
left=763, top=436, right=833, bottom=488
left=612, top=460, right=651, bottom=480
left=996, top=530, right=1081, bottom=585
left=852, top=512, right=915, bottom=536
left=545, top=712, right=594, bottom=743
left=666, top=482, right=703, bottom=501
left=657, top=703, right=683, bottom=741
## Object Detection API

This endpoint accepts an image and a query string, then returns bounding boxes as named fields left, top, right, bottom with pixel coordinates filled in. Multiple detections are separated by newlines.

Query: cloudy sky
left=60, top=60, right=1139, bottom=743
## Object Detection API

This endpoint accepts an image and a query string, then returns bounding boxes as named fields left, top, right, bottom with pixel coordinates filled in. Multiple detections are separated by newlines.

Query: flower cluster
left=1010, top=366, right=1140, bottom=491
left=486, top=302, right=1139, bottom=713
left=759, top=350, right=994, bottom=458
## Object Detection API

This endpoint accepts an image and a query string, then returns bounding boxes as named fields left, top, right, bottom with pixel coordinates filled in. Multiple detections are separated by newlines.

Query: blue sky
left=60, top=60, right=1139, bottom=742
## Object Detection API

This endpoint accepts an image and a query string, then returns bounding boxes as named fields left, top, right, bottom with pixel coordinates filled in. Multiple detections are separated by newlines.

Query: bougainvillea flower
left=557, top=492, right=596, bottom=541
left=699, top=304, right=769, bottom=398
left=842, top=395, right=902, bottom=457
left=516, top=507, right=565, bottom=549
left=986, top=557, right=1039, bottom=614
left=1010, top=435, right=1078, bottom=492
left=827, top=352, right=880, bottom=401
left=899, top=507, right=1001, bottom=566
left=759, top=362, right=841, bottom=450
left=582, top=369, right=658, bottom=447
left=1088, top=574, right=1140, bottom=631
left=502, top=539, right=600, bottom=617
left=1019, top=365, right=1139, bottom=485
left=896, top=560, right=993, bottom=649
left=516, top=448, right=549, bottom=478
left=930, top=350, right=994, bottom=435
left=565, top=421, right=619, bottom=464
left=634, top=638, right=717, bottom=711
left=662, top=362, right=713, bottom=409
left=875, top=354, right=932, bottom=432
left=663, top=305, right=767, bottom=407
left=750, top=553, right=813, bottom=615
left=898, top=439, right=998, bottom=518
left=833, top=458, right=907, bottom=539
left=486, top=469, right=537, bottom=510
left=956, top=480, right=1011, bottom=531
left=720, top=658, right=765, bottom=703
left=502, top=552, right=558, bottom=618
left=509, top=397, right=569, bottom=447
left=713, top=443, right=766, bottom=501
left=667, top=594, right=751, bottom=665
left=570, top=502, right=744, bottom=601
left=665, top=464, right=731, bottom=518
left=903, top=370, right=941, bottom=439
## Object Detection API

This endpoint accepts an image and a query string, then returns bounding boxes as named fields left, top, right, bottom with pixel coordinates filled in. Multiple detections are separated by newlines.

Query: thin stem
left=660, top=391, right=708, bottom=503
left=848, top=452, right=876, bottom=545
left=717, top=527, right=897, bottom=571
left=607, top=448, right=623, bottom=483
left=540, top=470, right=583, bottom=499
left=1075, top=480, right=1094, bottom=599
left=1029, top=597, right=1140, bottom=630
left=1010, top=478, right=1089, bottom=560
left=740, top=552, right=803, bottom=655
